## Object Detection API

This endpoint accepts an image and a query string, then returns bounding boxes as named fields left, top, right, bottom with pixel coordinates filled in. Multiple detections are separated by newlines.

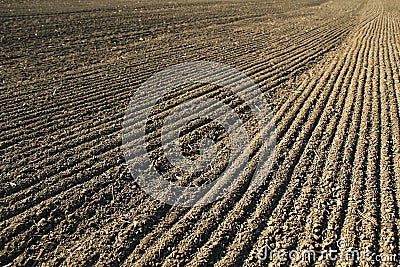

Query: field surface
left=1, top=0, right=400, bottom=266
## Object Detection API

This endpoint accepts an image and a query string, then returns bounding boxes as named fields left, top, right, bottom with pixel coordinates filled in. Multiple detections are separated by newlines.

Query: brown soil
left=1, top=0, right=399, bottom=266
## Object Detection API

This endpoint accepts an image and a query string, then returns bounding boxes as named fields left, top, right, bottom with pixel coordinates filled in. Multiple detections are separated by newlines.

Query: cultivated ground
left=1, top=0, right=400, bottom=266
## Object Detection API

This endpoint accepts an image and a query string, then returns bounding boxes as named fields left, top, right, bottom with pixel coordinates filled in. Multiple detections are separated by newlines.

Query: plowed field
left=1, top=0, right=400, bottom=266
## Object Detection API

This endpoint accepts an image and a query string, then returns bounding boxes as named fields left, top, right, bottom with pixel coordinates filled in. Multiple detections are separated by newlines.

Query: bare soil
left=1, top=0, right=399, bottom=266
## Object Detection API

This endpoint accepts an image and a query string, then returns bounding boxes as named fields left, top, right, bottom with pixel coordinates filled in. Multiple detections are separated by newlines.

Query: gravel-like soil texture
left=1, top=0, right=400, bottom=266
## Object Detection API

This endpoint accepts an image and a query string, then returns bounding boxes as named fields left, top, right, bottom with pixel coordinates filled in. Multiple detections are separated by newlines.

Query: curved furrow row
left=0, top=13, right=354, bottom=139
left=333, top=10, right=379, bottom=266
left=42, top=18, right=368, bottom=266
left=211, top=24, right=367, bottom=267
left=0, top=13, right=356, bottom=209
left=126, top=26, right=353, bottom=266
left=55, top=50, right=332, bottom=266
left=281, top=3, right=385, bottom=266
left=69, top=54, right=330, bottom=266
left=376, top=12, right=399, bottom=265
left=0, top=30, right=332, bottom=205
left=386, top=14, right=400, bottom=249
left=242, top=2, right=381, bottom=266
left=0, top=18, right=354, bottom=262
left=55, top=13, right=356, bottom=264
left=275, top=24, right=373, bottom=267
left=2, top=1, right=360, bottom=111
left=3, top=0, right=400, bottom=265
left=293, top=11, right=379, bottom=267
left=1, top=14, right=354, bottom=162
left=228, top=9, right=384, bottom=266
left=245, top=2, right=381, bottom=264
